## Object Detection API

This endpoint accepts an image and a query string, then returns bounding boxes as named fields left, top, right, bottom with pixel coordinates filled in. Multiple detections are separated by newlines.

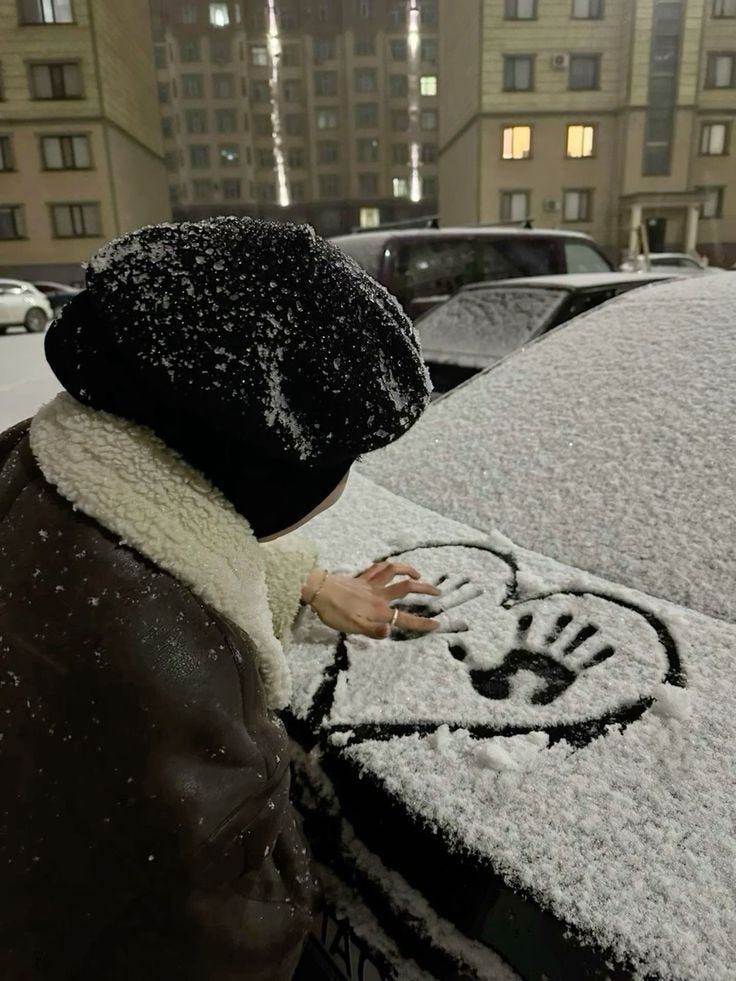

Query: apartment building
left=151, top=0, right=439, bottom=235
left=440, top=0, right=736, bottom=264
left=0, top=0, right=169, bottom=283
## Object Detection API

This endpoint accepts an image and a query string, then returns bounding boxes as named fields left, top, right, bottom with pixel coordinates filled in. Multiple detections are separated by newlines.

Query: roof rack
left=351, top=214, right=439, bottom=234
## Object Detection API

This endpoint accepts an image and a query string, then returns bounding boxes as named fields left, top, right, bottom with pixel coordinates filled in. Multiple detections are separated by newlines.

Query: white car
left=620, top=252, right=721, bottom=275
left=0, top=279, right=53, bottom=334
left=285, top=275, right=736, bottom=981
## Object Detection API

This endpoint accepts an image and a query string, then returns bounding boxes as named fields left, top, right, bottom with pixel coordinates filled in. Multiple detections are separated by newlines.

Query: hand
left=301, top=561, right=441, bottom=639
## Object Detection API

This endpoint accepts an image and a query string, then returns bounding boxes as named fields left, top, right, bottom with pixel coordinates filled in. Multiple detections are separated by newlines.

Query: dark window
left=181, top=3, right=197, bottom=23
left=285, top=113, right=304, bottom=135
left=318, top=141, right=339, bottom=163
left=420, top=39, right=438, bottom=63
left=189, top=144, right=210, bottom=168
left=357, top=137, right=379, bottom=162
left=391, top=142, right=407, bottom=164
left=288, top=147, right=305, bottom=168
left=30, top=62, right=82, bottom=98
left=564, top=240, right=610, bottom=272
left=505, top=0, right=537, bottom=18
left=216, top=108, right=237, bottom=132
left=314, top=70, right=338, bottom=96
left=698, top=186, right=724, bottom=218
left=355, top=34, right=375, bottom=56
left=0, top=205, right=25, bottom=239
left=253, top=80, right=270, bottom=103
left=212, top=73, right=234, bottom=98
left=282, top=45, right=301, bottom=66
left=291, top=181, right=305, bottom=202
left=222, top=178, right=241, bottom=199
left=357, top=0, right=372, bottom=16
left=254, top=114, right=272, bottom=136
left=284, top=80, right=302, bottom=101
left=421, top=143, right=437, bottom=163
left=41, top=134, right=91, bottom=168
left=354, top=67, right=377, bottom=93
left=423, top=176, right=438, bottom=198
left=499, top=190, right=530, bottom=222
left=572, top=0, right=604, bottom=17
left=358, top=173, right=378, bottom=195
left=390, top=39, right=407, bottom=62
left=0, top=136, right=15, bottom=171
left=421, top=1, right=437, bottom=26
left=210, top=38, right=232, bottom=64
left=182, top=74, right=204, bottom=98
left=17, top=0, right=73, bottom=23
left=50, top=202, right=100, bottom=238
left=314, top=37, right=336, bottom=64
left=256, top=147, right=273, bottom=168
left=700, top=122, right=729, bottom=154
left=503, top=55, right=534, bottom=91
left=193, top=179, right=213, bottom=201
left=389, top=74, right=408, bottom=97
left=158, top=82, right=170, bottom=103
left=161, top=117, right=173, bottom=138
left=713, top=0, right=736, bottom=15
left=355, top=103, right=378, bottom=127
left=705, top=52, right=736, bottom=87
left=563, top=188, right=593, bottom=222
left=319, top=173, right=341, bottom=199
left=185, top=109, right=207, bottom=134
left=420, top=109, right=438, bottom=130
left=569, top=54, right=601, bottom=90
left=180, top=39, right=200, bottom=63
left=389, top=1, right=406, bottom=27
left=395, top=239, right=478, bottom=307
left=391, top=109, right=409, bottom=131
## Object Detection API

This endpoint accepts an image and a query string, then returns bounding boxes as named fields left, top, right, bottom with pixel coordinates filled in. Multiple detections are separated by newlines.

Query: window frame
left=0, top=135, right=16, bottom=172
left=562, top=188, right=593, bottom=222
left=28, top=60, right=83, bottom=99
left=17, top=0, right=74, bottom=25
left=569, top=53, right=602, bottom=91
left=705, top=52, right=736, bottom=88
left=355, top=102, right=379, bottom=128
left=504, top=0, right=538, bottom=20
left=501, top=124, right=533, bottom=160
left=49, top=201, right=101, bottom=239
left=420, top=74, right=438, bottom=97
left=571, top=0, right=604, bottom=19
left=698, top=185, right=725, bottom=218
left=712, top=0, right=736, bottom=16
left=699, top=121, right=730, bottom=155
left=0, top=204, right=26, bottom=240
left=499, top=189, right=530, bottom=223
left=40, top=133, right=92, bottom=170
left=503, top=54, right=535, bottom=92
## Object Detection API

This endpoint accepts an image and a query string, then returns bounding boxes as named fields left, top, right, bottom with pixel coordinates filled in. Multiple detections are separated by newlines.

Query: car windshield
left=416, top=286, right=566, bottom=364
left=652, top=256, right=699, bottom=268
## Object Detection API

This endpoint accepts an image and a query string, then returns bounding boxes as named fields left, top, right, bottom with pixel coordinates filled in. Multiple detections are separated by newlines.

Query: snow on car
left=283, top=274, right=736, bottom=981
left=0, top=279, right=53, bottom=334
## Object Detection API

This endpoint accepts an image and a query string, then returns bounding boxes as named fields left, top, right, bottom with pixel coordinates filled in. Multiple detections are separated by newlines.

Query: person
left=0, top=217, right=440, bottom=980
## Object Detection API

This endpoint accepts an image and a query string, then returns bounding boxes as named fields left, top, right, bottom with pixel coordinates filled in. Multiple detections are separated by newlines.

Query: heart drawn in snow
left=306, top=544, right=684, bottom=750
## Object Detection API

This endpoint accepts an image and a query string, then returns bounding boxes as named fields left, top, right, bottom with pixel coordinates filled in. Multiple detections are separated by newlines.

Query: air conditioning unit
left=550, top=53, right=570, bottom=70
left=543, top=198, right=561, bottom=213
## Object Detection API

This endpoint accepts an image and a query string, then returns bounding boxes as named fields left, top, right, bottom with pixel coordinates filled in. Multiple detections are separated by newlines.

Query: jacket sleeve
left=260, top=536, right=319, bottom=643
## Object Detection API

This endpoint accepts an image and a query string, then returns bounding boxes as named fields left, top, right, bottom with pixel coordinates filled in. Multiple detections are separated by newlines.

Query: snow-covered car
left=284, top=275, right=736, bottom=981
left=620, top=253, right=722, bottom=275
left=416, top=272, right=677, bottom=393
left=0, top=280, right=53, bottom=334
left=32, top=280, right=80, bottom=314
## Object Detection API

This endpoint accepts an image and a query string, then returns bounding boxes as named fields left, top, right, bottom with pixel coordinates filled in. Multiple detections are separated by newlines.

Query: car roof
left=332, top=226, right=597, bottom=247
left=458, top=272, right=677, bottom=292
left=0, top=278, right=33, bottom=288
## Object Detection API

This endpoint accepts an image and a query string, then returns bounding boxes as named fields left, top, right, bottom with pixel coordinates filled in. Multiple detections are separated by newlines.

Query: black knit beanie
left=45, top=217, right=431, bottom=537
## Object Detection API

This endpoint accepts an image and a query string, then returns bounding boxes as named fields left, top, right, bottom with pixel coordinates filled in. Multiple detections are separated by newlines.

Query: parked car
left=416, top=271, right=677, bottom=392
left=620, top=252, right=722, bottom=274
left=330, top=227, right=613, bottom=319
left=286, top=274, right=736, bottom=981
left=32, top=281, right=81, bottom=313
left=0, top=280, right=53, bottom=334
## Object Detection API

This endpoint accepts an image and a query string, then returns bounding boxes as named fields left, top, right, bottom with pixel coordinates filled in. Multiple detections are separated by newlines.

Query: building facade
left=0, top=0, right=169, bottom=283
left=440, top=0, right=736, bottom=265
left=151, top=0, right=439, bottom=235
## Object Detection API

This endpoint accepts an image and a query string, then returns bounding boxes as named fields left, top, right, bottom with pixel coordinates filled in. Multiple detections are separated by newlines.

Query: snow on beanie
left=45, top=217, right=431, bottom=537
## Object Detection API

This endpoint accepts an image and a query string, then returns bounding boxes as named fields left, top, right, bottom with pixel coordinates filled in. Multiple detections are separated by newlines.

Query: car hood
left=286, top=472, right=735, bottom=981
left=360, top=275, right=736, bottom=624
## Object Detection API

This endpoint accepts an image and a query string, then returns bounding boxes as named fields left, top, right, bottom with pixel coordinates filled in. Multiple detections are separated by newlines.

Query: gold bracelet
left=305, top=569, right=329, bottom=608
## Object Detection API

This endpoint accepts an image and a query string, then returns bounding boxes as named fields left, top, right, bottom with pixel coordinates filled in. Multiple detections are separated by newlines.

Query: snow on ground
left=361, top=274, right=736, bottom=624
left=0, top=332, right=60, bottom=432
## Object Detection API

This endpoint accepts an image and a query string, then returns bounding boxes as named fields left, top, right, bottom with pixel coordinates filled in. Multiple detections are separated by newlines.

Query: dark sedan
left=416, top=272, right=677, bottom=393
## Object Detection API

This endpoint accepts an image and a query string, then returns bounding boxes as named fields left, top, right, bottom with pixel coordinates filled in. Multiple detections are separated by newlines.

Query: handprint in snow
left=454, top=611, right=616, bottom=706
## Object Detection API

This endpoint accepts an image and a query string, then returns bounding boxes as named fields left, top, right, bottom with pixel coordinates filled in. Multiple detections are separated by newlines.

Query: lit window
left=392, top=177, right=409, bottom=197
left=502, top=125, right=532, bottom=159
left=18, top=0, right=73, bottom=24
left=420, top=75, right=437, bottom=96
left=700, top=122, right=728, bottom=155
left=251, top=45, right=268, bottom=66
left=562, top=189, right=592, bottom=222
left=566, top=124, right=595, bottom=157
left=317, top=109, right=338, bottom=129
left=359, top=207, right=380, bottom=228
left=41, top=134, right=91, bottom=169
left=500, top=190, right=529, bottom=222
left=219, top=144, right=240, bottom=166
left=209, top=3, right=229, bottom=27
left=420, top=110, right=438, bottom=130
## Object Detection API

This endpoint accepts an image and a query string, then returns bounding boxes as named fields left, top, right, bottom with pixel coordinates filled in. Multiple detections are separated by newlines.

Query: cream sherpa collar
left=30, top=393, right=291, bottom=709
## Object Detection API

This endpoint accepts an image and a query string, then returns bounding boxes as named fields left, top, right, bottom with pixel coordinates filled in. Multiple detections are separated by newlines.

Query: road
left=0, top=331, right=61, bottom=432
